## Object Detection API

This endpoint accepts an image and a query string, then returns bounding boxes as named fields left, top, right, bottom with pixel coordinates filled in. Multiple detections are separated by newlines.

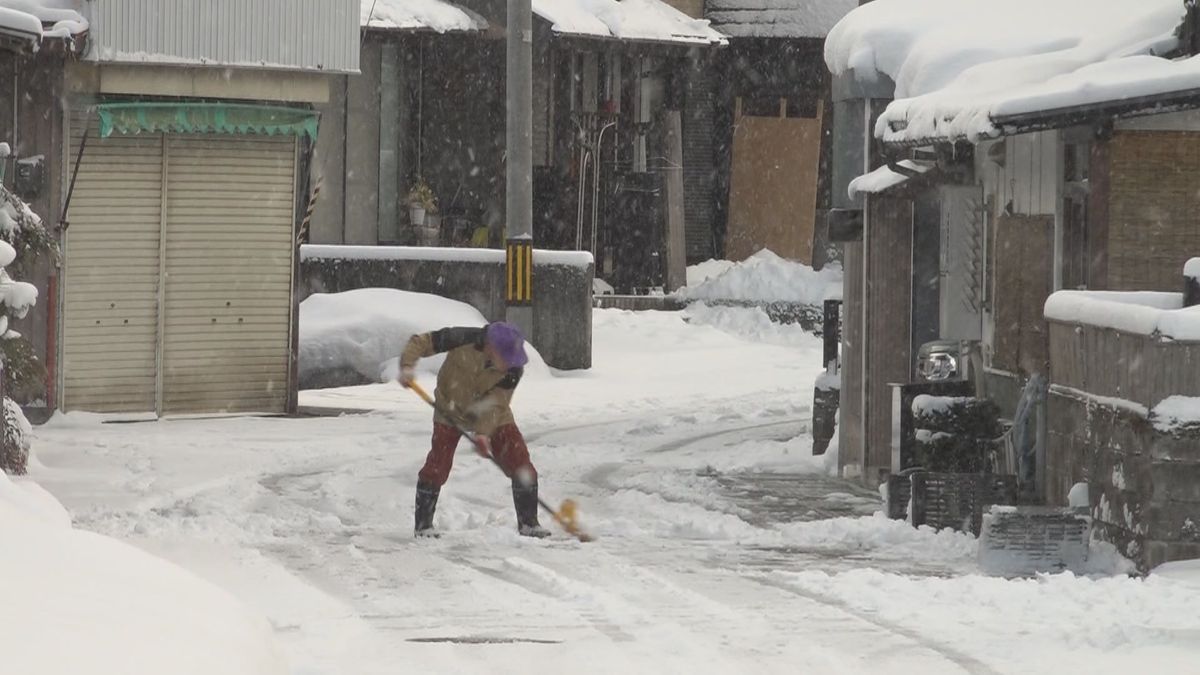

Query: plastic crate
left=909, top=472, right=1018, bottom=535
left=979, top=506, right=1091, bottom=576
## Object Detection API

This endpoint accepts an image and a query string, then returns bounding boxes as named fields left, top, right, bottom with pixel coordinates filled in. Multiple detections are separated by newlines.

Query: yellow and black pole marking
left=505, top=238, right=533, bottom=306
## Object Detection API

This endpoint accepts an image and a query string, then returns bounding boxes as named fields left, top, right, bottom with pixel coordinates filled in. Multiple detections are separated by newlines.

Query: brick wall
left=1107, top=131, right=1200, bottom=291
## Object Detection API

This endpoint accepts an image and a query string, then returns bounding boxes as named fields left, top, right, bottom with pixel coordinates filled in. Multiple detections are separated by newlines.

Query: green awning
left=95, top=102, right=320, bottom=140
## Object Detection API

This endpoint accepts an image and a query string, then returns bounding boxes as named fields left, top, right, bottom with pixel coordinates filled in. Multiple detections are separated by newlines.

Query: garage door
left=62, top=121, right=163, bottom=412
left=161, top=135, right=295, bottom=414
left=63, top=118, right=297, bottom=415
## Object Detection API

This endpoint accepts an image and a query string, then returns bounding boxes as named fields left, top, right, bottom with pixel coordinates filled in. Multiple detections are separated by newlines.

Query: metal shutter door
left=161, top=135, right=296, bottom=414
left=62, top=117, right=163, bottom=412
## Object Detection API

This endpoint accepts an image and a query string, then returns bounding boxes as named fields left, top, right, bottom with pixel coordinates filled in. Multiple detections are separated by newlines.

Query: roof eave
left=882, top=86, right=1200, bottom=149
left=361, top=25, right=485, bottom=35
left=550, top=30, right=726, bottom=48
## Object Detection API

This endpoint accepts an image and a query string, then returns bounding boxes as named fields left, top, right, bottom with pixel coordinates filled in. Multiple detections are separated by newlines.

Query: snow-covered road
left=30, top=307, right=1200, bottom=674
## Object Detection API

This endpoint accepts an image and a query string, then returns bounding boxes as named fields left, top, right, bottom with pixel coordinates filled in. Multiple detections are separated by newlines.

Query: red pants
left=418, top=422, right=537, bottom=487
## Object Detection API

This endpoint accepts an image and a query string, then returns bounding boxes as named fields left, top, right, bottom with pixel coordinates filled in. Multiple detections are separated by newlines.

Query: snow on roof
left=826, top=0, right=1190, bottom=145
left=361, top=0, right=487, bottom=33
left=0, top=0, right=87, bottom=43
left=846, top=159, right=932, bottom=199
left=534, top=0, right=727, bottom=46
left=706, top=0, right=856, bottom=39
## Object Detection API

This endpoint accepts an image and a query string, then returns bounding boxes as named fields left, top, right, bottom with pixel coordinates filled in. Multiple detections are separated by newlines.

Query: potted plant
left=407, top=176, right=437, bottom=227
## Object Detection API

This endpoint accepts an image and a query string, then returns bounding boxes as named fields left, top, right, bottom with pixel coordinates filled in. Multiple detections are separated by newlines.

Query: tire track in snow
left=442, top=551, right=637, bottom=643
left=750, top=574, right=1002, bottom=675
left=645, top=418, right=808, bottom=454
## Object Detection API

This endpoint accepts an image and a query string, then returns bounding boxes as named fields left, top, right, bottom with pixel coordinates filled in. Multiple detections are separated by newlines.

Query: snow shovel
left=407, top=381, right=595, bottom=542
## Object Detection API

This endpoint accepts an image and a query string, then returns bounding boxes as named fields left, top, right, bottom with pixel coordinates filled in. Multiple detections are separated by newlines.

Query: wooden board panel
left=725, top=100, right=822, bottom=264
left=992, top=214, right=1054, bottom=375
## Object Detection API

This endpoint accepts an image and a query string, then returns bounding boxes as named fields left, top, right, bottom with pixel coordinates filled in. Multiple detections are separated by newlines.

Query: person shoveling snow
left=398, top=322, right=551, bottom=539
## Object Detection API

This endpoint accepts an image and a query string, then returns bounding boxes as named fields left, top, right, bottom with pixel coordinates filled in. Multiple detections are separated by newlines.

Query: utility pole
left=504, top=0, right=535, bottom=338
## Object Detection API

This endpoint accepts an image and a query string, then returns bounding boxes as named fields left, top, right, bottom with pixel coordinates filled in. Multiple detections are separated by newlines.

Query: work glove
left=398, top=365, right=416, bottom=388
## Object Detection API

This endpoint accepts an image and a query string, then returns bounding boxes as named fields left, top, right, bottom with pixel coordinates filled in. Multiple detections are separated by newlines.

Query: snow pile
left=826, top=0, right=1187, bottom=144
left=0, top=0, right=88, bottom=41
left=912, top=394, right=972, bottom=417
left=1045, top=290, right=1200, bottom=340
left=847, top=159, right=931, bottom=199
left=0, top=471, right=287, bottom=675
left=685, top=258, right=736, bottom=289
left=1151, top=396, right=1200, bottom=434
left=360, top=0, right=487, bottom=32
left=1154, top=558, right=1200, bottom=589
left=533, top=0, right=726, bottom=45
left=1186, top=257, right=1200, bottom=281
left=675, top=249, right=843, bottom=305
left=683, top=302, right=820, bottom=348
left=772, top=514, right=978, bottom=561
left=299, top=288, right=547, bottom=386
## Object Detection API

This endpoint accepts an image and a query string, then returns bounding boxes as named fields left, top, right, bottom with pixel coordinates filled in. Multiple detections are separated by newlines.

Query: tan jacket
left=401, top=326, right=522, bottom=435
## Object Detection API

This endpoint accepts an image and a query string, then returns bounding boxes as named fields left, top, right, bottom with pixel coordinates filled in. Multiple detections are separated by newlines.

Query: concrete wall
left=300, top=249, right=592, bottom=371
left=1046, top=318, right=1200, bottom=569
left=1047, top=388, right=1200, bottom=571
left=310, top=74, right=348, bottom=245
left=346, top=39, right=383, bottom=245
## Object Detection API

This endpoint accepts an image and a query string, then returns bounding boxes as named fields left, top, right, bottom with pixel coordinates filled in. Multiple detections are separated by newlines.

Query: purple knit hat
left=485, top=321, right=528, bottom=368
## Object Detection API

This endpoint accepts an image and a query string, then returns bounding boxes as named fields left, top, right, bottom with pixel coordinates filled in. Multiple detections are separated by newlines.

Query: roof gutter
left=882, top=85, right=1200, bottom=149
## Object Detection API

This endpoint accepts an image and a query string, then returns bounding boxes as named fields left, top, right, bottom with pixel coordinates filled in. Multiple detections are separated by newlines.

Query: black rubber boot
left=513, top=481, right=551, bottom=538
left=414, top=482, right=440, bottom=537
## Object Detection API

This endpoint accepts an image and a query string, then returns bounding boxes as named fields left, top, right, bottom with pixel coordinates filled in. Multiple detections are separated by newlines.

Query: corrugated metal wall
left=976, top=131, right=1059, bottom=218
left=88, top=0, right=359, bottom=73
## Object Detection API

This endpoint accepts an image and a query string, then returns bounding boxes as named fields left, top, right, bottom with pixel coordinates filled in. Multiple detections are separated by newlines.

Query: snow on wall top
left=0, top=0, right=87, bottom=41
left=1151, top=395, right=1200, bottom=433
left=825, top=0, right=1188, bottom=145
left=1044, top=290, right=1200, bottom=341
left=301, top=244, right=594, bottom=268
left=361, top=0, right=486, bottom=32
left=706, top=0, right=856, bottom=39
left=535, top=0, right=727, bottom=45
